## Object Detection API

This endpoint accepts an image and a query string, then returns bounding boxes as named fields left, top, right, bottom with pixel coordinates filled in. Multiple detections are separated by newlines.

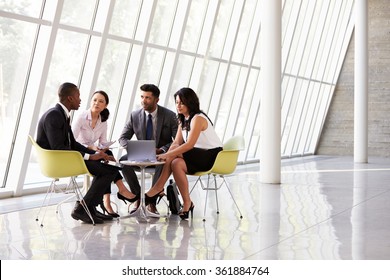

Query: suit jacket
left=36, top=103, right=93, bottom=156
left=118, top=105, right=178, bottom=151
left=36, top=103, right=118, bottom=207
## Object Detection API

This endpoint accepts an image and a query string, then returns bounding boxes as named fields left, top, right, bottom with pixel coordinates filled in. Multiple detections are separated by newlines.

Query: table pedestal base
left=129, top=205, right=165, bottom=222
left=120, top=161, right=167, bottom=223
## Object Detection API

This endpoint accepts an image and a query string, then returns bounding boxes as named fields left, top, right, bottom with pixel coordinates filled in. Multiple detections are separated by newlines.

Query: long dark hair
left=173, top=87, right=212, bottom=131
left=93, top=90, right=110, bottom=122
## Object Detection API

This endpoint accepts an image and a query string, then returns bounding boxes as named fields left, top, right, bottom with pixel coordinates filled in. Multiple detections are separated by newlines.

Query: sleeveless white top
left=181, top=114, right=222, bottom=149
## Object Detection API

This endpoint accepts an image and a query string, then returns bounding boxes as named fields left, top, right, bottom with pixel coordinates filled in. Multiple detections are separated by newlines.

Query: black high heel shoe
left=100, top=202, right=120, bottom=218
left=156, top=192, right=166, bottom=204
left=179, top=202, right=194, bottom=220
left=117, top=192, right=139, bottom=204
left=145, top=190, right=164, bottom=206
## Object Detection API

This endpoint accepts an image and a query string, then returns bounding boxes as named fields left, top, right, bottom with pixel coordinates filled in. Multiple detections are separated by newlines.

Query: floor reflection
left=1, top=156, right=390, bottom=260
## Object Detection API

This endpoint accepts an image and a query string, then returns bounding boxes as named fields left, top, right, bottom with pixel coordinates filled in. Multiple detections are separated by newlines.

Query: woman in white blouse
left=145, top=88, right=223, bottom=220
left=73, top=91, right=138, bottom=217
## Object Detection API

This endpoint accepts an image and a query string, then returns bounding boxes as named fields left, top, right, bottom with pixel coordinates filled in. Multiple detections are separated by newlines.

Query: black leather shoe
left=71, top=202, right=103, bottom=224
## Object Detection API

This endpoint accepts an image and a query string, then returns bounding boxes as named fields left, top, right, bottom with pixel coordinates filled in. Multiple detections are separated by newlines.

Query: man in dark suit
left=119, top=84, right=178, bottom=213
left=36, top=82, right=118, bottom=224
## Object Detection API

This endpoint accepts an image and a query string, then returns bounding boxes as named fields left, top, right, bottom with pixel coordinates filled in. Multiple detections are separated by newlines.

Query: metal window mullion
left=193, top=0, right=221, bottom=96
left=225, top=0, right=256, bottom=139
left=286, top=1, right=318, bottom=155
left=285, top=0, right=332, bottom=155
left=306, top=1, right=343, bottom=153
left=308, top=1, right=354, bottom=153
left=280, top=0, right=304, bottom=154
left=82, top=0, right=116, bottom=101
left=125, top=0, right=158, bottom=116
left=209, top=0, right=246, bottom=139
left=152, top=1, right=180, bottom=88
left=242, top=70, right=261, bottom=162
left=281, top=0, right=303, bottom=77
left=282, top=0, right=316, bottom=155
left=12, top=0, right=64, bottom=194
left=108, top=44, right=134, bottom=141
left=163, top=0, right=193, bottom=106
left=1, top=2, right=48, bottom=189
left=237, top=0, right=262, bottom=162
left=319, top=1, right=344, bottom=84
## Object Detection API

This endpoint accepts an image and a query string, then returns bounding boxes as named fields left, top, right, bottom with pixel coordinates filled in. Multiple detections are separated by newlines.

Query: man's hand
left=89, top=151, right=115, bottom=162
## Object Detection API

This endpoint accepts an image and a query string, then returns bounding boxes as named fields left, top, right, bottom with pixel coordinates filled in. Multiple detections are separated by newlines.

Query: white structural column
left=354, top=0, right=368, bottom=163
left=260, top=0, right=281, bottom=183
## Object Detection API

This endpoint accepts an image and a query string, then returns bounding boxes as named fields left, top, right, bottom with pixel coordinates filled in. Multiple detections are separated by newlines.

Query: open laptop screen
left=126, top=140, right=157, bottom=162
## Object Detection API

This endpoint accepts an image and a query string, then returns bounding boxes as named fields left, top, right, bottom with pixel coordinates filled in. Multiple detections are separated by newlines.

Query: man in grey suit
left=119, top=84, right=178, bottom=213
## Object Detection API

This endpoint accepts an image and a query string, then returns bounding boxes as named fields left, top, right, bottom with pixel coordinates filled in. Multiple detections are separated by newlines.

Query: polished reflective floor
left=1, top=155, right=390, bottom=260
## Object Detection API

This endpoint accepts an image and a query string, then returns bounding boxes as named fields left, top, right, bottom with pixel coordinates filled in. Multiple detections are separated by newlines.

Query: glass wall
left=0, top=0, right=354, bottom=195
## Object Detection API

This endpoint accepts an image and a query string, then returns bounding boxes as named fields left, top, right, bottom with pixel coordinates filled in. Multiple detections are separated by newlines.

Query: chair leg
left=56, top=193, right=76, bottom=213
left=70, top=177, right=95, bottom=225
left=56, top=175, right=91, bottom=213
left=192, top=174, right=242, bottom=220
left=190, top=176, right=208, bottom=221
left=202, top=178, right=209, bottom=222
left=205, top=175, right=243, bottom=220
left=196, top=175, right=219, bottom=221
left=190, top=177, right=201, bottom=194
left=36, top=180, right=57, bottom=227
left=63, top=177, right=75, bottom=193
left=56, top=176, right=78, bottom=213
left=222, top=177, right=243, bottom=219
left=213, top=175, right=220, bottom=214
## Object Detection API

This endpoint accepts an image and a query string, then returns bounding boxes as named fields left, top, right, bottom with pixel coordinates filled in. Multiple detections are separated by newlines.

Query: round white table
left=120, top=160, right=166, bottom=222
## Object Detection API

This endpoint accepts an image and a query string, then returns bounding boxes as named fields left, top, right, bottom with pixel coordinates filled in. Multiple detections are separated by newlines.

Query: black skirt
left=183, top=147, right=222, bottom=175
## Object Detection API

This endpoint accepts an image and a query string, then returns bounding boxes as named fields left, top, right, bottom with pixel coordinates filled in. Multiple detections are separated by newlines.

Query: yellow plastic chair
left=190, top=135, right=245, bottom=221
left=28, top=135, right=95, bottom=226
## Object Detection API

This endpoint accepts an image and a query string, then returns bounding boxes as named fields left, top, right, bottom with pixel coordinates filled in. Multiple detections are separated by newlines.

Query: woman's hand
left=157, top=146, right=183, bottom=161
left=88, top=145, right=99, bottom=151
left=157, top=153, right=168, bottom=161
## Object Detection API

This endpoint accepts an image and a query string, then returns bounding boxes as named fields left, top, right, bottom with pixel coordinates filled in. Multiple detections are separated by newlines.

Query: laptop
left=126, top=140, right=158, bottom=163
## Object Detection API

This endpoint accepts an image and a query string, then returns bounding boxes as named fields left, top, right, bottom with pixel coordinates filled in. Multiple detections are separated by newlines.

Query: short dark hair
left=140, top=84, right=160, bottom=98
left=58, top=82, right=78, bottom=102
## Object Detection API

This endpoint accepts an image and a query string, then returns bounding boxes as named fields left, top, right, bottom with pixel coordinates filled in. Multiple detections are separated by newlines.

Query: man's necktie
left=66, top=117, right=71, bottom=148
left=146, top=114, right=153, bottom=140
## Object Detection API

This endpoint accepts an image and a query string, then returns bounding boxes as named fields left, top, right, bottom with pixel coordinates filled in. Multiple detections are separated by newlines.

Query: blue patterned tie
left=146, top=114, right=153, bottom=140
